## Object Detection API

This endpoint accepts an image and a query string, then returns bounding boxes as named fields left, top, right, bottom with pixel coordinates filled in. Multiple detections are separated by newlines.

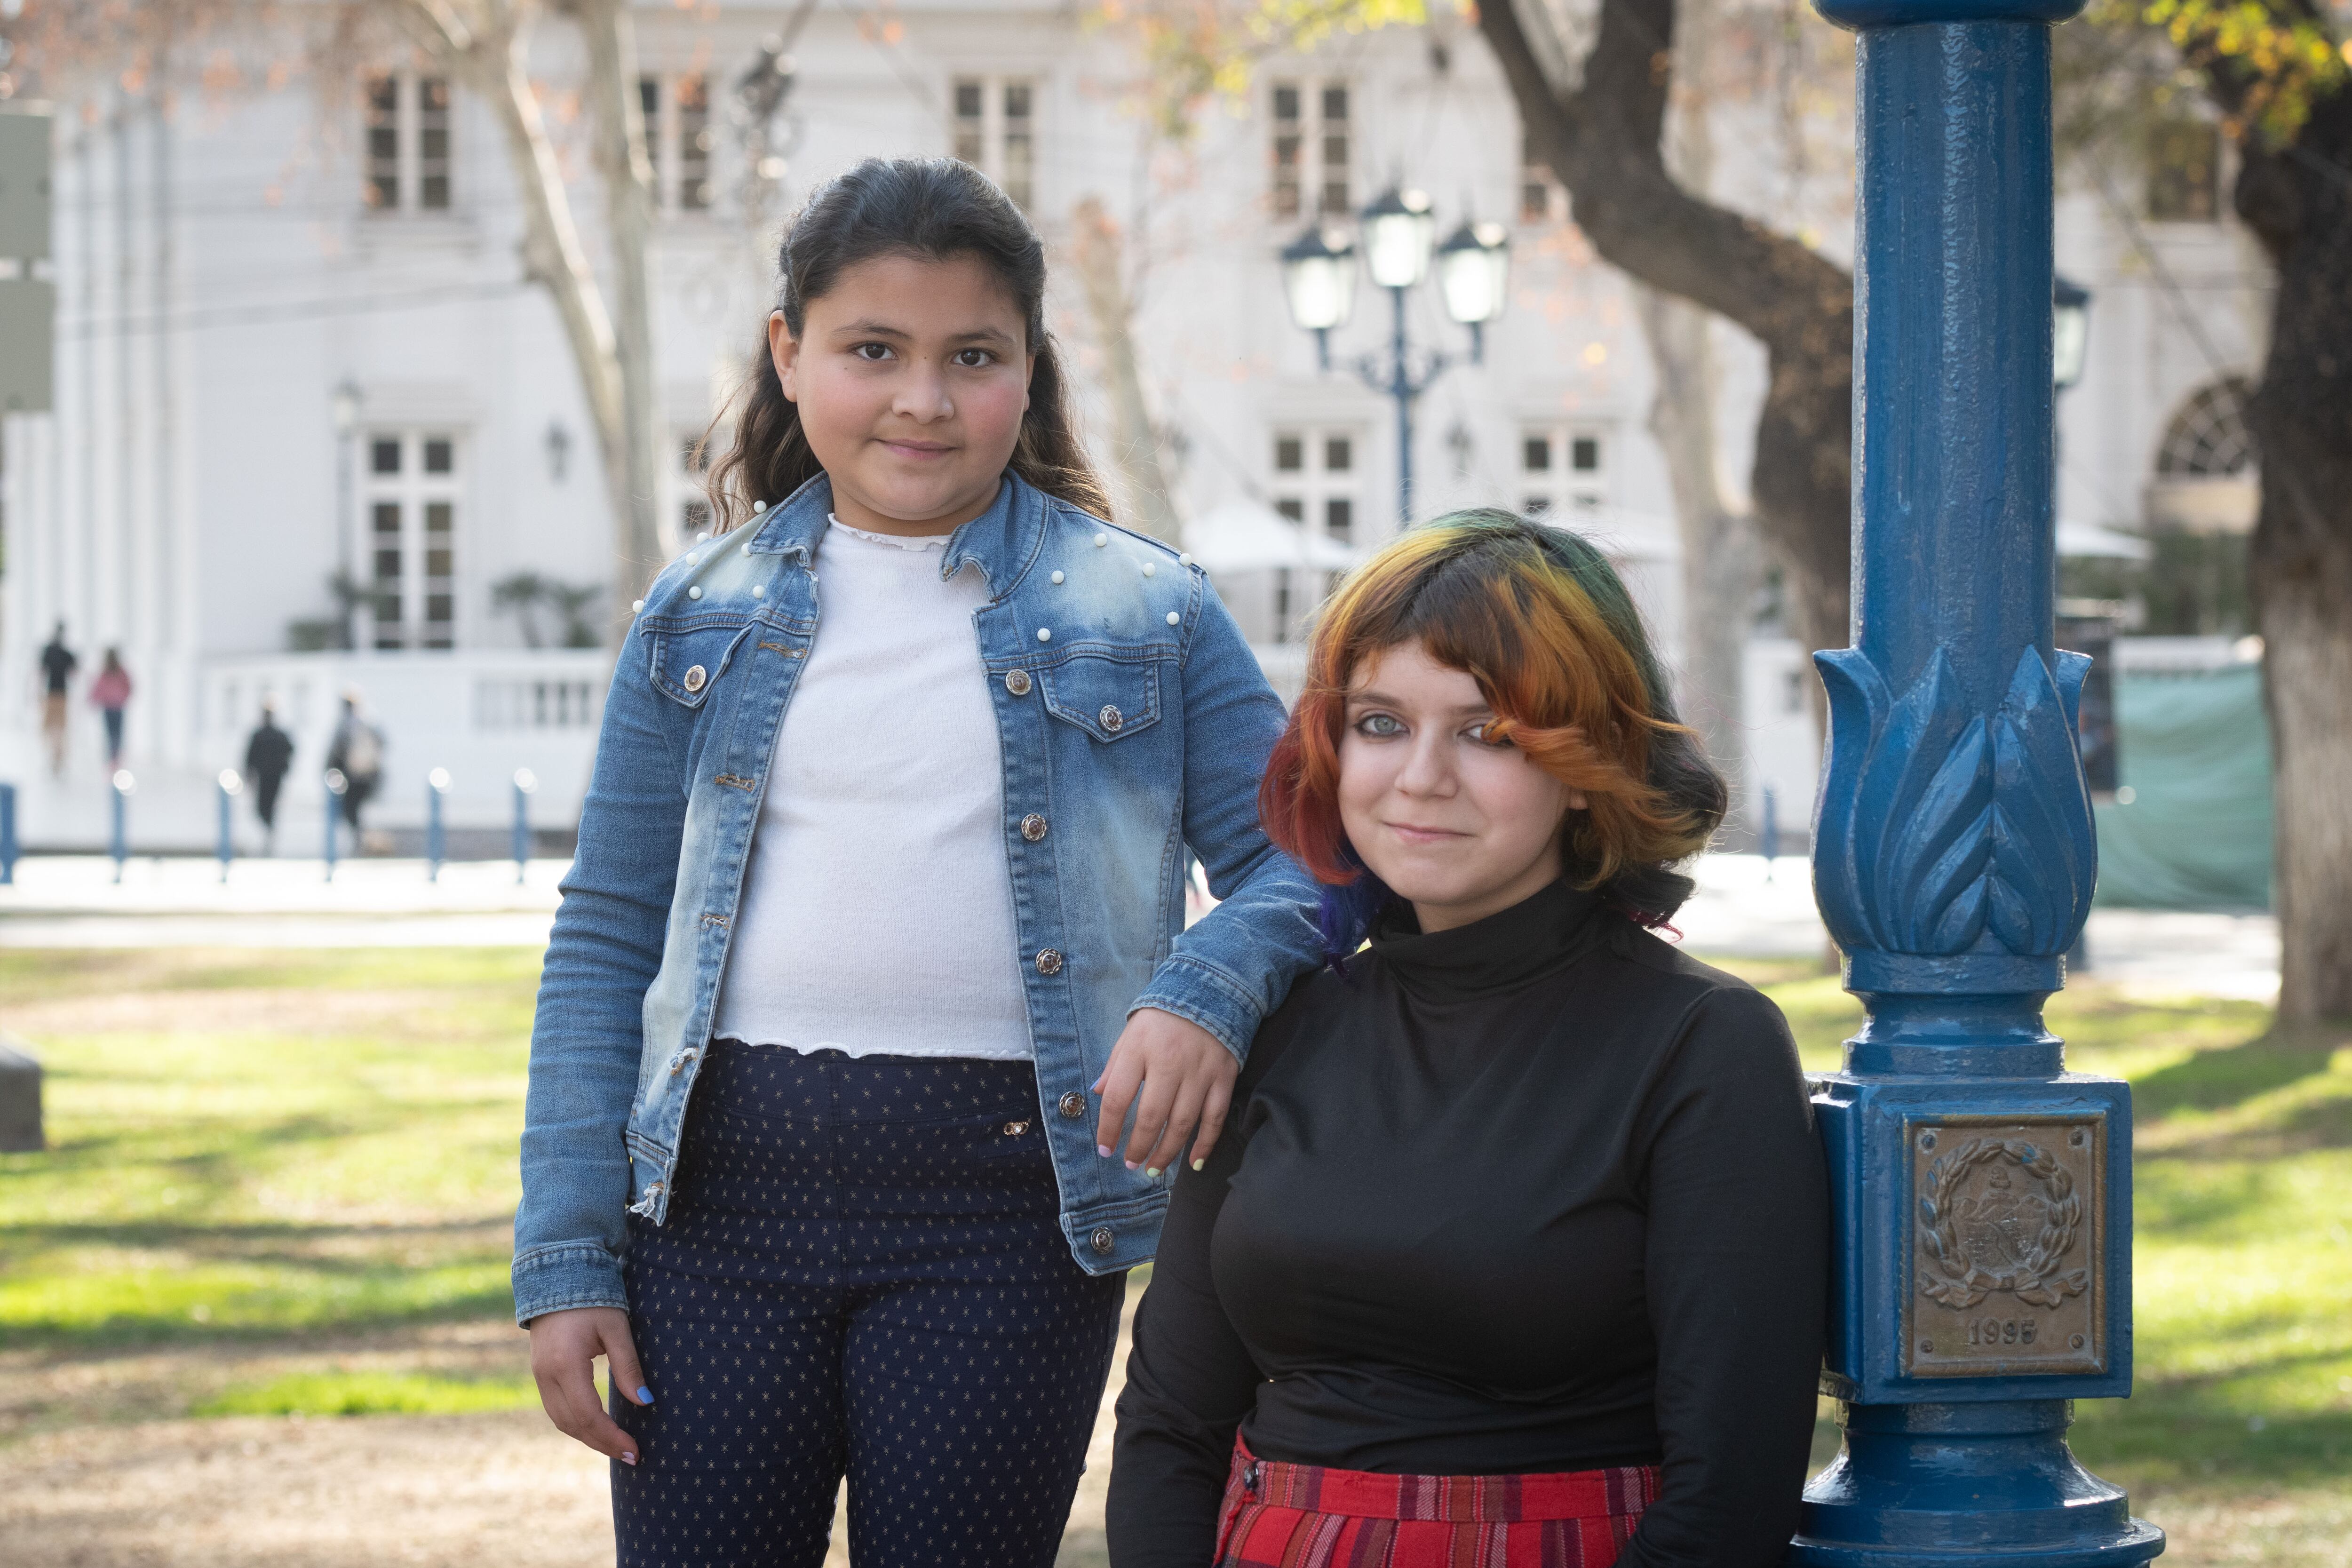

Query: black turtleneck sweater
left=1107, top=882, right=1828, bottom=1568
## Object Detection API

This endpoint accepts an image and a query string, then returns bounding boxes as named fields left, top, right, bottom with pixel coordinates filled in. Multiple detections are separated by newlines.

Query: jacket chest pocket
left=1039, top=654, right=1164, bottom=742
left=643, top=618, right=756, bottom=709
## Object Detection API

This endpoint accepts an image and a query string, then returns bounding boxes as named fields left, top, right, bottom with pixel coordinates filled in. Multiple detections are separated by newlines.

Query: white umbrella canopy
left=2056, top=519, right=2153, bottom=561
left=1183, top=499, right=1366, bottom=573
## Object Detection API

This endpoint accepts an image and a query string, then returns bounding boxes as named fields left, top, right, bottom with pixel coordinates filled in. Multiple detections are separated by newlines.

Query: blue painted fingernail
left=636, top=1386, right=654, bottom=1405
left=1097, top=1145, right=1113, bottom=1158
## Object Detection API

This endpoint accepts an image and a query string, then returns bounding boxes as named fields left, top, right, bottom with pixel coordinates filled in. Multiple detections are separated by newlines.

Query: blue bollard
left=216, top=770, right=241, bottom=884
left=0, top=781, right=16, bottom=885
left=1791, top=0, right=2160, bottom=1563
left=109, top=770, right=133, bottom=885
left=324, top=768, right=347, bottom=883
left=511, top=769, right=537, bottom=886
left=427, top=768, right=450, bottom=883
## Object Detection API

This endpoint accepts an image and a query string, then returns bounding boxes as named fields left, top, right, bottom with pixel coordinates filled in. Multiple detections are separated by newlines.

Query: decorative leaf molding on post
left=1813, top=644, right=2097, bottom=962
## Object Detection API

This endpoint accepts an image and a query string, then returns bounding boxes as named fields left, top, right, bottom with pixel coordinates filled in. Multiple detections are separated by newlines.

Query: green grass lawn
left=1, top=946, right=2345, bottom=1556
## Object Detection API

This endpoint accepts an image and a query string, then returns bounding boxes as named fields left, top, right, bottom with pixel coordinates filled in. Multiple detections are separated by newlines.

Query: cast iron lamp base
left=1792, top=1401, right=2165, bottom=1567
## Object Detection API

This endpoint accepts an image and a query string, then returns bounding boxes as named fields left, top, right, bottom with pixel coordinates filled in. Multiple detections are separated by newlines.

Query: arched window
left=2155, top=378, right=2257, bottom=478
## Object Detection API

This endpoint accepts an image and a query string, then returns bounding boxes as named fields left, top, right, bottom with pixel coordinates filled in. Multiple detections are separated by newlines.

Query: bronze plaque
left=1903, top=1115, right=2105, bottom=1378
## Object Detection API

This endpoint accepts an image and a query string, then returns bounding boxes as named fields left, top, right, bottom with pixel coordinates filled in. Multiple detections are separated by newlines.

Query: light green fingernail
left=1144, top=1167, right=1160, bottom=1179
left=1192, top=1159, right=1205, bottom=1171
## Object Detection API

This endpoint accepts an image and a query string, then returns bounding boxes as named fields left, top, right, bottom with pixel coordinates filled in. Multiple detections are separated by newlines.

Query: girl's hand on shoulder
left=1094, top=1009, right=1239, bottom=1178
left=527, top=1305, right=652, bottom=1465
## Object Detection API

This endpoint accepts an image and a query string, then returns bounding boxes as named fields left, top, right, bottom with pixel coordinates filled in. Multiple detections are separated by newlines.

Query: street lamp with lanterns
left=1279, top=186, right=1510, bottom=527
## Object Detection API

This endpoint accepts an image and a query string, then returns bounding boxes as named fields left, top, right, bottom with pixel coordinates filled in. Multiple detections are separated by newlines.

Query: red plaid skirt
left=1212, top=1436, right=1661, bottom=1567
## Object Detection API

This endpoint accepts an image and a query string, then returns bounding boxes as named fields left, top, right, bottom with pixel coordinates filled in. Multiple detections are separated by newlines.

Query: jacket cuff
left=1129, top=954, right=1265, bottom=1063
left=511, top=1240, right=628, bottom=1326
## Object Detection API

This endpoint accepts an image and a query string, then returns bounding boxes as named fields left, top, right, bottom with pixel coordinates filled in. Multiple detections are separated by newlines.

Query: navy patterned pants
left=611, top=1043, right=1127, bottom=1568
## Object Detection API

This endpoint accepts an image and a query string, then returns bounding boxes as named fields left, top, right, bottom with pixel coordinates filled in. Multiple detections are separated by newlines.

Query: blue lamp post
left=324, top=767, right=347, bottom=882
left=216, top=770, right=242, bottom=883
left=108, top=770, right=133, bottom=885
left=1795, top=1, right=2161, bottom=1564
left=511, top=768, right=537, bottom=886
left=427, top=767, right=451, bottom=883
left=1279, top=190, right=1510, bottom=527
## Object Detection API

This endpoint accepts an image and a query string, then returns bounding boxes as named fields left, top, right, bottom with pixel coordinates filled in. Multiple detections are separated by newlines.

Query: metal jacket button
left=1098, top=704, right=1124, bottom=732
left=682, top=665, right=707, bottom=693
left=1004, top=669, right=1033, bottom=696
left=1058, top=1090, right=1087, bottom=1119
left=1020, top=813, right=1048, bottom=842
left=1003, top=1120, right=1030, bottom=1137
left=1090, top=1226, right=1115, bottom=1255
left=1035, top=948, right=1064, bottom=976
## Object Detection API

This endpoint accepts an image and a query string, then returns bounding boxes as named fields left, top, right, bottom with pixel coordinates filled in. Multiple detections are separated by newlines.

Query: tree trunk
left=575, top=0, right=668, bottom=594
left=2232, top=88, right=2352, bottom=1022
left=1476, top=0, right=1853, bottom=666
left=1068, top=197, right=1182, bottom=542
left=1628, top=0, right=1767, bottom=836
left=1638, top=287, right=1765, bottom=828
left=397, top=0, right=664, bottom=638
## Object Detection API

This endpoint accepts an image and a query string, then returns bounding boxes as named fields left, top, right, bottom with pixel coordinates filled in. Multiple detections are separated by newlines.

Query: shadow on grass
left=2134, top=1031, right=2342, bottom=1122
left=0, top=1281, right=517, bottom=1353
left=0, top=1216, right=519, bottom=1352
left=2074, top=1393, right=2352, bottom=1486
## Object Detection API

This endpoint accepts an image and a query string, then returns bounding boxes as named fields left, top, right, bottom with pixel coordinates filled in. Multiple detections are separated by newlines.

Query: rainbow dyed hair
left=1258, top=509, right=1727, bottom=963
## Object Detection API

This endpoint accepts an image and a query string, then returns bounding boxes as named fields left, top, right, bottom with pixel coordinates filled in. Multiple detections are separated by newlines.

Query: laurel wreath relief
left=1917, top=1138, right=2090, bottom=1311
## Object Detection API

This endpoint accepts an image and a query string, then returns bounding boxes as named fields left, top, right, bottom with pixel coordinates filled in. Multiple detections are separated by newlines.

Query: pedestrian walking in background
left=326, top=692, right=385, bottom=850
left=515, top=158, right=1321, bottom=1568
left=88, top=650, right=132, bottom=767
left=243, top=700, right=295, bottom=853
left=38, top=623, right=77, bottom=776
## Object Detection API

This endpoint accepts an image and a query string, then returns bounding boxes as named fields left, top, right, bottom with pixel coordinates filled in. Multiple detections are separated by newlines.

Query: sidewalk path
left=0, top=852, right=2282, bottom=1002
left=0, top=856, right=563, bottom=948
left=1676, top=854, right=2280, bottom=1002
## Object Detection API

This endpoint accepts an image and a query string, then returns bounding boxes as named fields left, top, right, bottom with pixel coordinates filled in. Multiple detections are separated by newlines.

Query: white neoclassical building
left=0, top=2, right=2266, bottom=852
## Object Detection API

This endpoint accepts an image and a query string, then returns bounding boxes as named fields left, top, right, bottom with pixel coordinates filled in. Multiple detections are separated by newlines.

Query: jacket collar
left=746, top=469, right=1044, bottom=602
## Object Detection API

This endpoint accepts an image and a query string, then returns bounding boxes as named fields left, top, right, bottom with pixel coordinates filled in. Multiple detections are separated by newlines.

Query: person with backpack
left=326, top=692, right=386, bottom=848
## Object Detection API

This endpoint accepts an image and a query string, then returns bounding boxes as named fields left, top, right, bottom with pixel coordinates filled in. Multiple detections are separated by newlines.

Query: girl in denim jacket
left=513, top=157, right=1322, bottom=1566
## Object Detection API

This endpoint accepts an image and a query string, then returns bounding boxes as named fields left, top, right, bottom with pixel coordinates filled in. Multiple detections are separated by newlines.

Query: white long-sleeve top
left=710, top=516, right=1032, bottom=1060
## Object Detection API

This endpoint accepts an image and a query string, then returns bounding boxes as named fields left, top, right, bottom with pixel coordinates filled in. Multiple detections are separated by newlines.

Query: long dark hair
left=703, top=158, right=1112, bottom=530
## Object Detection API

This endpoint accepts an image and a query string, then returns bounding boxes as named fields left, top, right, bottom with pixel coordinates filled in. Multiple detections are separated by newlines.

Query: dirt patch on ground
left=0, top=1410, right=612, bottom=1567
left=0, top=1319, right=529, bottom=1444
left=0, top=1302, right=1133, bottom=1567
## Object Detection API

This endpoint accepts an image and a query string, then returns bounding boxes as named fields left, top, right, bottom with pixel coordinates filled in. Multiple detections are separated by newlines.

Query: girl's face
left=771, top=251, right=1036, bottom=536
left=1337, top=638, right=1589, bottom=934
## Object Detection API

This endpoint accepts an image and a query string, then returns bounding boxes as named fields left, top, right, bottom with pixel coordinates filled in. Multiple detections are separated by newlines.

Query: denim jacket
left=511, top=473, right=1323, bottom=1323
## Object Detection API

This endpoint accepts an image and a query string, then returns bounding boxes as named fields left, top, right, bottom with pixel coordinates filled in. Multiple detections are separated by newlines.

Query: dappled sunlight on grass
left=1710, top=958, right=2352, bottom=1504
left=0, top=946, right=2343, bottom=1563
left=195, top=1369, right=539, bottom=1417
left=0, top=948, right=539, bottom=1350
